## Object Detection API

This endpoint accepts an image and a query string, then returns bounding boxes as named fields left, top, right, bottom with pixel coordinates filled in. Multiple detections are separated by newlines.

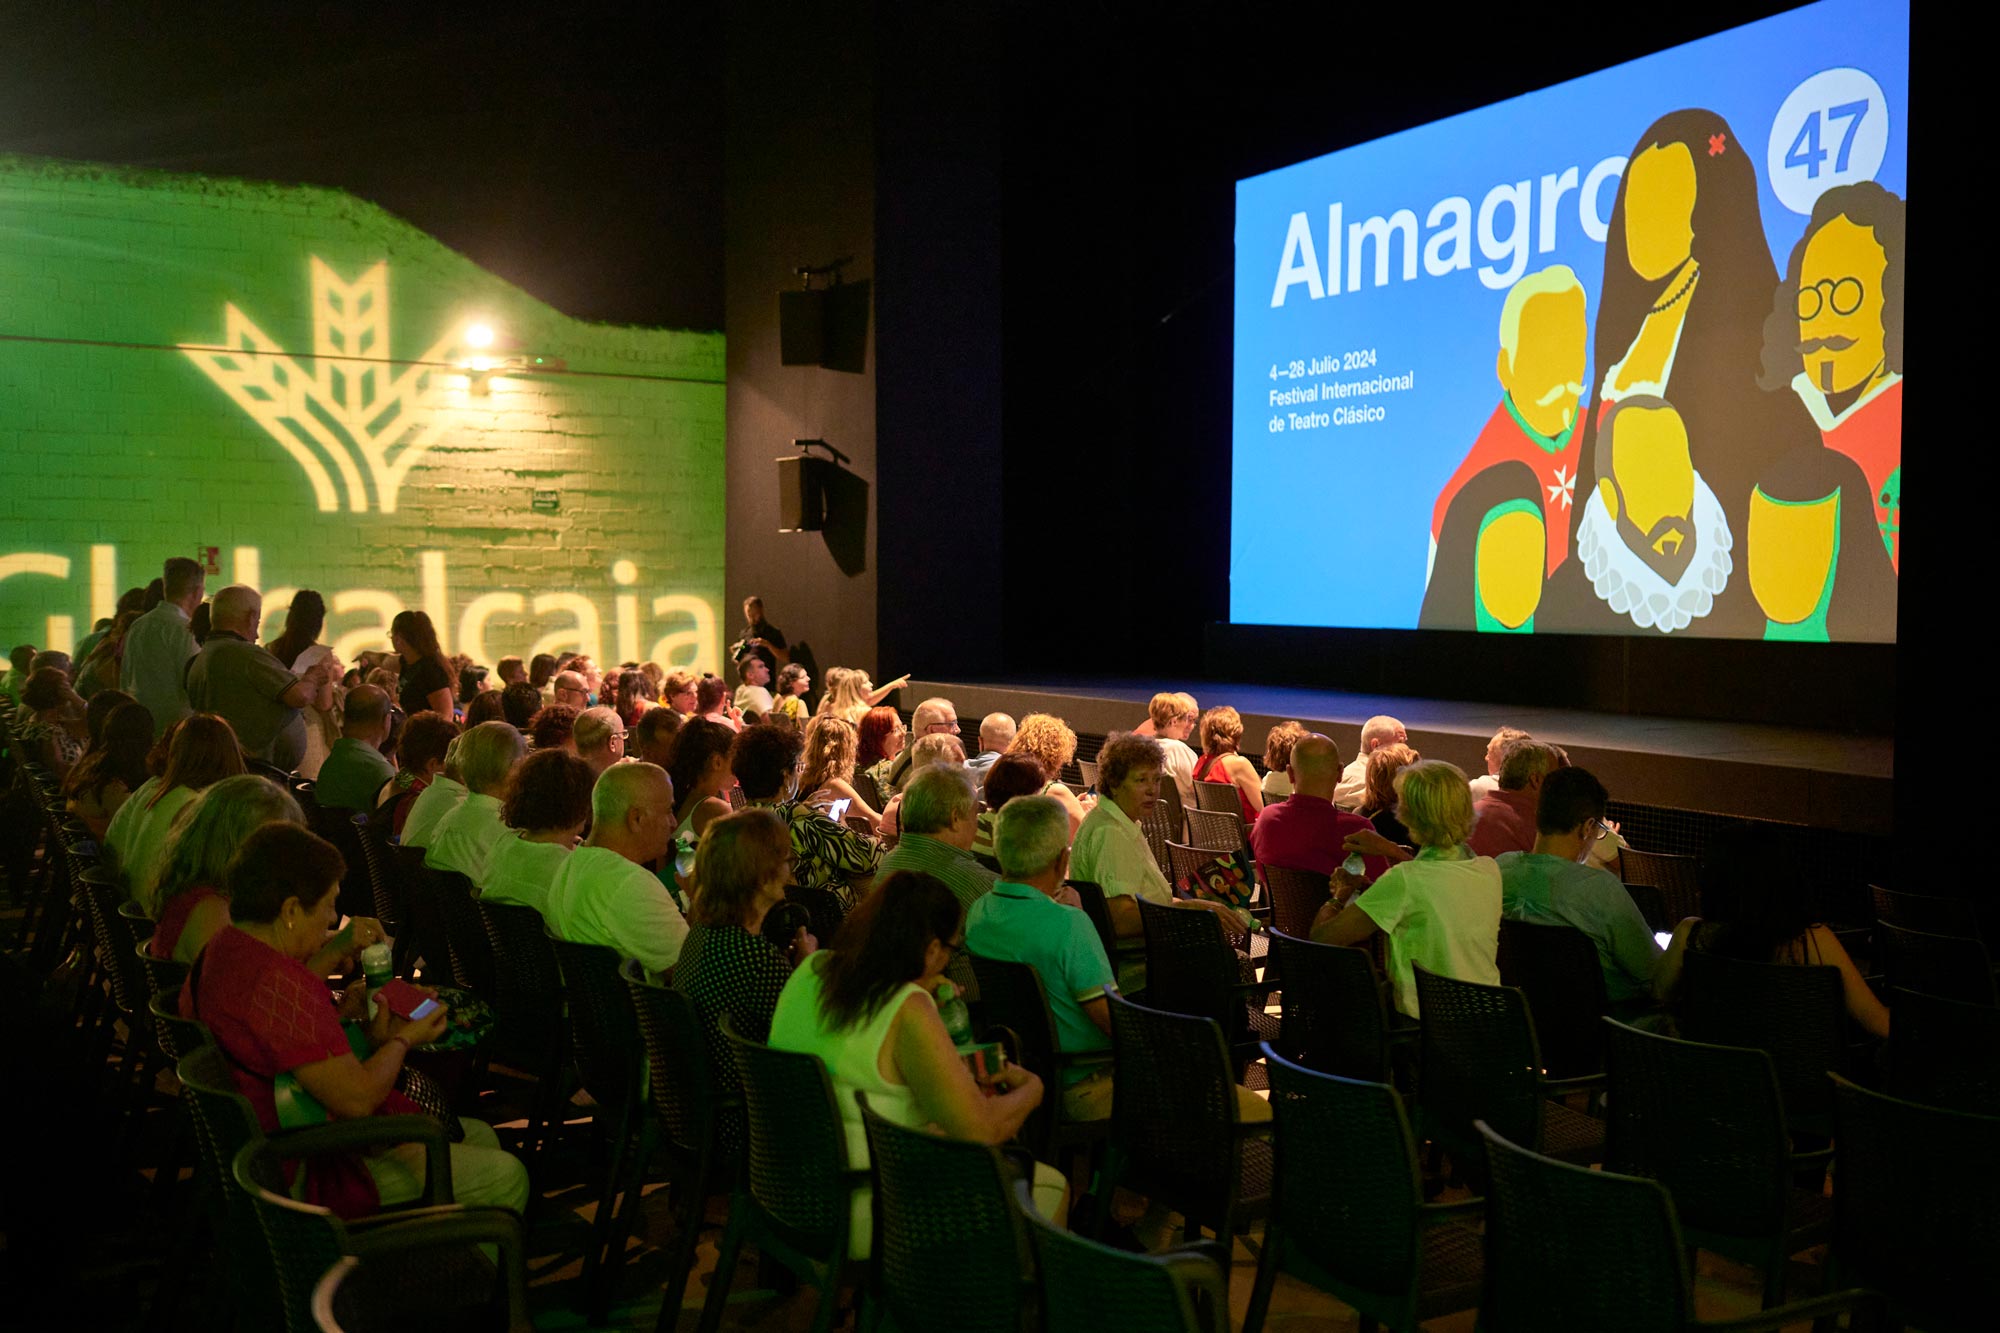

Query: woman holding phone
left=183, top=823, right=528, bottom=1219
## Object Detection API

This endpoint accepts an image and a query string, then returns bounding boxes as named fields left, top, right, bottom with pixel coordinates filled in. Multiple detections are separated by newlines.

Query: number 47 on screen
left=1786, top=99, right=1868, bottom=179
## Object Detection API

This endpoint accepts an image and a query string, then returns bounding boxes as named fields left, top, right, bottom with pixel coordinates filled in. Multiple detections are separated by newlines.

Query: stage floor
left=907, top=675, right=1893, bottom=834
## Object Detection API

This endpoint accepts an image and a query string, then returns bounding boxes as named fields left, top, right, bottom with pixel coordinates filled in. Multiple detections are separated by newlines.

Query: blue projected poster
left=1231, top=0, right=1906, bottom=643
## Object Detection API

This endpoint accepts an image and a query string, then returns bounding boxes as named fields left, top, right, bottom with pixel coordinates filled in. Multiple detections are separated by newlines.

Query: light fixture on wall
left=776, top=437, right=851, bottom=532
left=456, top=321, right=568, bottom=395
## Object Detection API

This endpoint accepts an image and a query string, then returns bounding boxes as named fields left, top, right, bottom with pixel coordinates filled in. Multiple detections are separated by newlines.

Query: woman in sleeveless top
left=767, top=871, right=1063, bottom=1257
left=1192, top=705, right=1263, bottom=826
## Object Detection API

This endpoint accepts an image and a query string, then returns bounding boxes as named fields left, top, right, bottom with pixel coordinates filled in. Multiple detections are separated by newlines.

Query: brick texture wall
left=0, top=155, right=725, bottom=670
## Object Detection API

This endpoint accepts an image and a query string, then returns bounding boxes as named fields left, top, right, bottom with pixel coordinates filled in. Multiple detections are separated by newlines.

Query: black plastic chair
left=1260, top=864, right=1330, bottom=940
left=137, top=936, right=191, bottom=998
left=623, top=964, right=735, bottom=1333
left=1602, top=1019, right=1831, bottom=1309
left=1244, top=1048, right=1481, bottom=1333
left=1269, top=930, right=1403, bottom=1082
left=1475, top=1120, right=1883, bottom=1333
left=474, top=900, right=569, bottom=1162
left=1622, top=880, right=1671, bottom=934
left=1064, top=879, right=1123, bottom=971
left=1093, top=990, right=1271, bottom=1265
left=1017, top=1179, right=1227, bottom=1333
left=232, top=1137, right=530, bottom=1333
left=1876, top=921, right=1999, bottom=1006
left=698, top=1019, right=869, bottom=1333
left=1678, top=949, right=1844, bottom=1136
left=1138, top=799, right=1177, bottom=875
left=305, top=796, right=373, bottom=922
left=787, top=882, right=850, bottom=952
left=1182, top=806, right=1243, bottom=857
left=1413, top=965, right=1602, bottom=1172
left=1885, top=985, right=2000, bottom=1114
left=1830, top=1073, right=2000, bottom=1333
left=1620, top=847, right=1702, bottom=925
left=428, top=865, right=497, bottom=996
left=1138, top=898, right=1276, bottom=1073
left=859, top=1096, right=1035, bottom=1333
left=1495, top=920, right=1608, bottom=1079
left=969, top=952, right=1113, bottom=1164
left=352, top=811, right=410, bottom=973
left=392, top=843, right=452, bottom=984
left=1871, top=884, right=1982, bottom=941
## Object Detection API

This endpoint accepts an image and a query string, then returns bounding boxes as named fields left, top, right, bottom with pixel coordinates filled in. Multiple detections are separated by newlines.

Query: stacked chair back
left=859, top=1098, right=1034, bottom=1333
left=968, top=953, right=1069, bottom=1161
left=137, top=936, right=191, bottom=998
left=1245, top=1048, right=1482, bottom=1333
left=1413, top=966, right=1544, bottom=1165
left=1064, top=880, right=1123, bottom=973
left=474, top=900, right=567, bottom=1096
left=150, top=989, right=211, bottom=1066
left=1885, top=986, right=2000, bottom=1113
left=176, top=1045, right=284, bottom=1326
left=1678, top=950, right=1843, bottom=1134
left=429, top=866, right=497, bottom=995
left=1268, top=931, right=1393, bottom=1082
left=352, top=812, right=408, bottom=962
left=1156, top=778, right=1188, bottom=845
left=1137, top=898, right=1269, bottom=1061
left=545, top=936, right=639, bottom=1112
left=303, top=795, right=371, bottom=921
left=1831, top=1072, right=2000, bottom=1333
left=391, top=843, right=452, bottom=983
left=1876, top=921, right=1999, bottom=1006
left=1870, top=885, right=1982, bottom=940
left=1015, top=1178, right=1228, bottom=1333
left=1139, top=800, right=1177, bottom=875
left=1602, top=1018, right=1827, bottom=1308
left=1182, top=807, right=1241, bottom=857
left=1495, top=921, right=1607, bottom=1078
left=1618, top=847, right=1702, bottom=925
left=1099, top=990, right=1271, bottom=1260
left=1190, top=781, right=1240, bottom=816
left=1260, top=865, right=1330, bottom=940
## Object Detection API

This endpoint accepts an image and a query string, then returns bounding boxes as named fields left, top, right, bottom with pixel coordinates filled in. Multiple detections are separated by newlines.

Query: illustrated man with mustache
left=1758, top=182, right=1905, bottom=570
left=1426, top=266, right=1590, bottom=613
left=1543, top=395, right=1757, bottom=636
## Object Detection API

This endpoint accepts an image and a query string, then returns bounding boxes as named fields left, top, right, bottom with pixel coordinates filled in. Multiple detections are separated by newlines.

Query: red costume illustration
left=1809, top=375, right=1901, bottom=572
left=1430, top=397, right=1580, bottom=576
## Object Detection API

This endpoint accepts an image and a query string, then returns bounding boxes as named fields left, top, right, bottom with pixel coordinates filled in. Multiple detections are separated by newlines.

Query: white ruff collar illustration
left=1573, top=475, right=1732, bottom=634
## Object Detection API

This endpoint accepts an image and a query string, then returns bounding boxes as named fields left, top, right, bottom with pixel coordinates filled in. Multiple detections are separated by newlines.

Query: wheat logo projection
left=184, top=258, right=465, bottom=513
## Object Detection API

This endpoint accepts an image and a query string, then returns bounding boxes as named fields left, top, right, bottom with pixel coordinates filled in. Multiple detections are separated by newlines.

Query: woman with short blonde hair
left=1258, top=720, right=1309, bottom=801
left=1360, top=741, right=1422, bottom=843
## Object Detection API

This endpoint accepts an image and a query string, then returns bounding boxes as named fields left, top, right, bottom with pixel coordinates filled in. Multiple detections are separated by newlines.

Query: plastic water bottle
left=361, top=942, right=394, bottom=992
left=935, top=979, right=975, bottom=1048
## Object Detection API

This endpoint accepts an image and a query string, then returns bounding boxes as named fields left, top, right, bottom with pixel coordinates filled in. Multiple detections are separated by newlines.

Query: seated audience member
left=614, top=669, right=656, bottom=730
left=1, top=643, right=35, bottom=704
left=380, top=711, right=459, bottom=836
left=733, top=655, right=775, bottom=721
left=964, top=712, right=1015, bottom=780
left=856, top=705, right=906, bottom=794
left=573, top=705, right=627, bottom=777
left=425, top=721, right=526, bottom=880
left=149, top=775, right=304, bottom=965
left=972, top=753, right=1053, bottom=867
left=772, top=663, right=812, bottom=728
left=966, top=796, right=1118, bottom=1121
left=876, top=698, right=959, bottom=799
left=1007, top=713, right=1090, bottom=835
left=398, top=731, right=469, bottom=849
left=1192, top=705, right=1264, bottom=824
left=315, top=686, right=397, bottom=813
left=1251, top=733, right=1396, bottom=882
left=1334, top=714, right=1409, bottom=809
left=798, top=715, right=884, bottom=827
left=1259, top=720, right=1309, bottom=801
left=875, top=733, right=967, bottom=838
left=1141, top=693, right=1200, bottom=808
left=661, top=670, right=699, bottom=717
left=526, top=703, right=579, bottom=754
left=186, top=585, right=337, bottom=771
left=570, top=656, right=604, bottom=706
left=496, top=656, right=526, bottom=687
left=632, top=704, right=683, bottom=767
left=500, top=681, right=542, bottom=731
left=480, top=748, right=594, bottom=914
left=17, top=667, right=88, bottom=776
left=734, top=722, right=882, bottom=908
left=1470, top=726, right=1532, bottom=802
left=528, top=653, right=557, bottom=697
left=184, top=823, right=527, bottom=1219
left=1312, top=760, right=1501, bottom=1018
left=668, top=718, right=739, bottom=854
left=1663, top=824, right=1889, bottom=1039
left=675, top=807, right=814, bottom=1158
left=81, top=686, right=138, bottom=754
left=768, top=871, right=1058, bottom=1256
left=696, top=675, right=741, bottom=731
left=1498, top=767, right=1664, bottom=1016
left=550, top=670, right=590, bottom=714
left=462, top=691, right=507, bottom=727
left=877, top=766, right=996, bottom=910
left=108, top=714, right=247, bottom=911
left=64, top=700, right=153, bottom=840
left=1356, top=743, right=1422, bottom=845
left=544, top=761, right=689, bottom=977
left=1070, top=734, right=1235, bottom=992
left=1468, top=739, right=1560, bottom=859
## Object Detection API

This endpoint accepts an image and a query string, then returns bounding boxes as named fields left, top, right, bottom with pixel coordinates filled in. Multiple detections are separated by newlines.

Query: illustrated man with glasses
left=1758, top=181, right=1905, bottom=571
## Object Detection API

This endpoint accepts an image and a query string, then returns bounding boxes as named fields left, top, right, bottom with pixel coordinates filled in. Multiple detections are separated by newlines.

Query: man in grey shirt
left=120, top=557, right=204, bottom=738
left=185, top=585, right=336, bottom=771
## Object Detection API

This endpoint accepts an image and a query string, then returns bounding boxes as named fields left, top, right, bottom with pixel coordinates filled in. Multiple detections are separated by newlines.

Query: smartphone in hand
left=376, top=978, right=440, bottom=1022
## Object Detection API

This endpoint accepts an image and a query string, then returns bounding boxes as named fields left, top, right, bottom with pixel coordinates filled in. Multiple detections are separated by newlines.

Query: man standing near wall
left=731, top=596, right=788, bottom=677
left=186, top=585, right=336, bottom=770
left=121, top=557, right=204, bottom=739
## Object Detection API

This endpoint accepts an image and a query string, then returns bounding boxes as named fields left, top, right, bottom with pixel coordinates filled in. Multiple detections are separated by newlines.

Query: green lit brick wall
left=0, top=156, right=725, bottom=669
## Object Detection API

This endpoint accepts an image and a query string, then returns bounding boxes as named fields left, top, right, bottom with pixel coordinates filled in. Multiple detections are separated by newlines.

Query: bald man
left=185, top=584, right=337, bottom=770
left=1333, top=714, right=1407, bottom=810
left=543, top=762, right=688, bottom=978
left=1252, top=733, right=1403, bottom=881
left=315, top=684, right=397, bottom=811
left=965, top=712, right=1016, bottom=779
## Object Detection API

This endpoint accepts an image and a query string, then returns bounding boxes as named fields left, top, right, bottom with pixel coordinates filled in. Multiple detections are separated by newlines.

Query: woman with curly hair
left=1258, top=719, right=1309, bottom=802
left=1005, top=713, right=1088, bottom=835
left=480, top=748, right=595, bottom=915
left=798, top=715, right=883, bottom=828
left=1192, top=705, right=1263, bottom=825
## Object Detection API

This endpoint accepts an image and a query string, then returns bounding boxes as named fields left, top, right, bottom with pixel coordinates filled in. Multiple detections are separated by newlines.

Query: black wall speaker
left=776, top=454, right=834, bottom=531
left=778, top=290, right=825, bottom=365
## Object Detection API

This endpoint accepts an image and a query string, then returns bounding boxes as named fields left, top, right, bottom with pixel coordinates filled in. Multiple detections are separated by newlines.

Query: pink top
left=1192, top=753, right=1259, bottom=827
left=150, top=884, right=221, bottom=961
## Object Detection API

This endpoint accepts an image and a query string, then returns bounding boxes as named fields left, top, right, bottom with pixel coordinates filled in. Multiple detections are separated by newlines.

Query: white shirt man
left=400, top=774, right=468, bottom=849
left=1334, top=714, right=1408, bottom=810
left=733, top=655, right=776, bottom=718
left=543, top=763, right=688, bottom=979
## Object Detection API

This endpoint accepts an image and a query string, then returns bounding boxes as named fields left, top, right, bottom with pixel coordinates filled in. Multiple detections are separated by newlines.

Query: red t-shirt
left=1251, top=794, right=1385, bottom=881
left=1192, top=753, right=1260, bottom=827
left=1818, top=378, right=1901, bottom=572
left=182, top=926, right=417, bottom=1217
left=1431, top=398, right=1581, bottom=576
left=150, top=884, right=221, bottom=961
left=1469, top=787, right=1538, bottom=859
